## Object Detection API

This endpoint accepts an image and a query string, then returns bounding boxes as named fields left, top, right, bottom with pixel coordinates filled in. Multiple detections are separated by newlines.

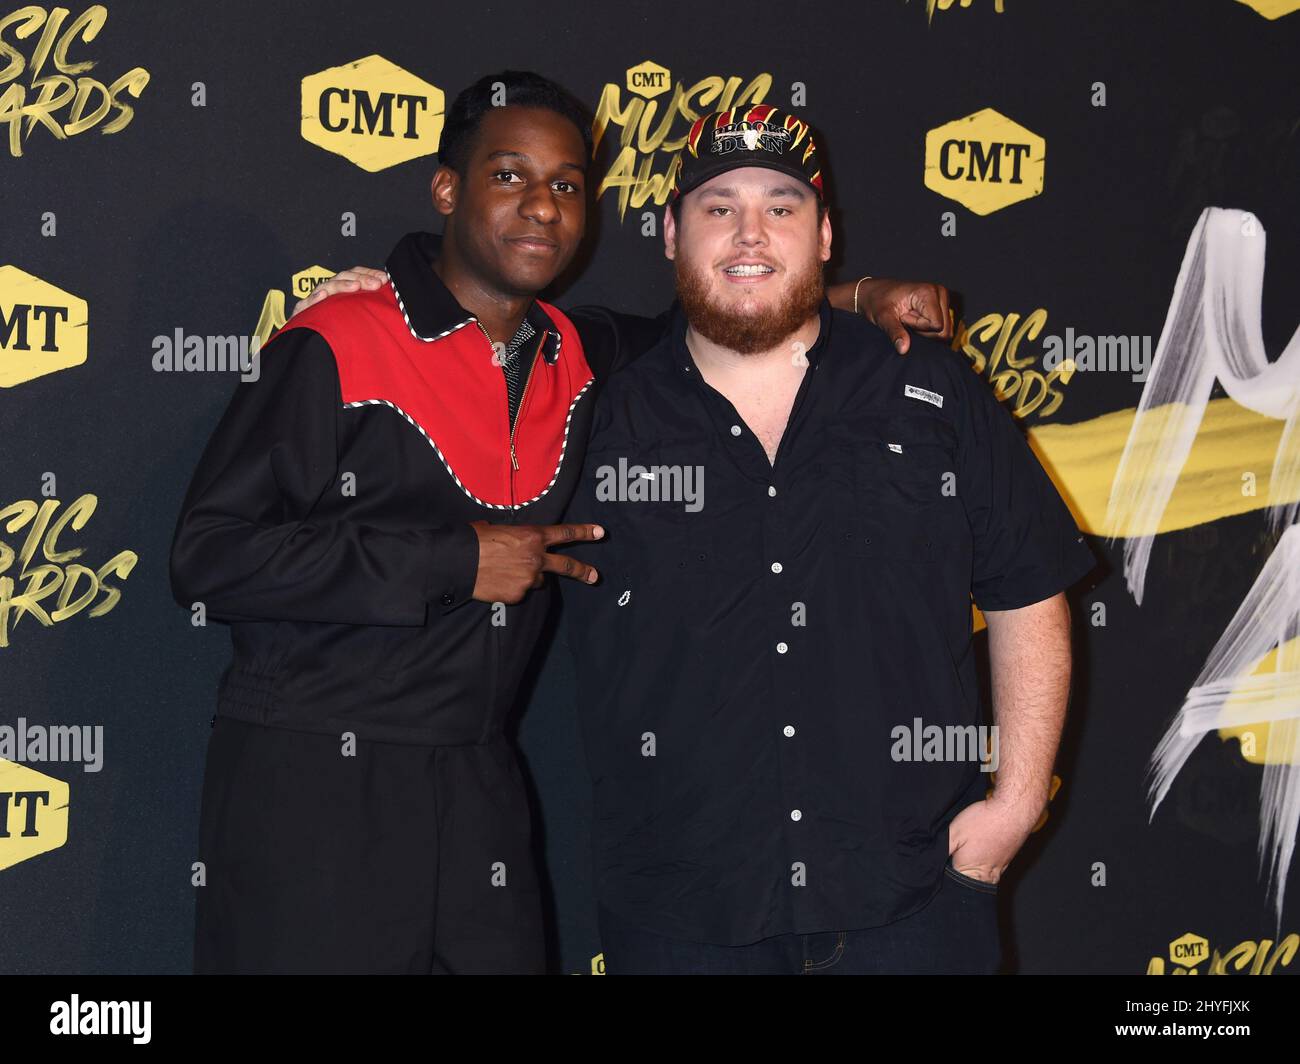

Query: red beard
left=674, top=254, right=824, bottom=355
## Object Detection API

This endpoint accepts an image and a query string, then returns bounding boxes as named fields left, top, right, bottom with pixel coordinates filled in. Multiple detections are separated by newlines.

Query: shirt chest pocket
left=827, top=413, right=958, bottom=563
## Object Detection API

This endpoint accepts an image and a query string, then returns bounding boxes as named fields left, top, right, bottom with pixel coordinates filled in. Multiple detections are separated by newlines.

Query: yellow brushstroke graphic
left=969, top=396, right=1293, bottom=636
left=1221, top=637, right=1300, bottom=764
left=972, top=398, right=1299, bottom=767
left=1028, top=398, right=1296, bottom=537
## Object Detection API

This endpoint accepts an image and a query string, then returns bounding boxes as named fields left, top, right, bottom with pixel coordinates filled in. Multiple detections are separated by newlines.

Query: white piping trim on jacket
left=385, top=271, right=560, bottom=361
left=386, top=271, right=476, bottom=342
left=342, top=378, right=595, bottom=510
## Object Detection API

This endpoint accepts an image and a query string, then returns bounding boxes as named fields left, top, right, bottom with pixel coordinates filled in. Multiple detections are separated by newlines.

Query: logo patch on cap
left=904, top=384, right=944, bottom=408
left=713, top=120, right=793, bottom=157
left=673, top=105, right=824, bottom=202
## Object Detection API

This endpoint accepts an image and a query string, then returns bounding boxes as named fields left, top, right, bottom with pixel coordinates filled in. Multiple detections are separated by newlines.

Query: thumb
left=881, top=313, right=910, bottom=355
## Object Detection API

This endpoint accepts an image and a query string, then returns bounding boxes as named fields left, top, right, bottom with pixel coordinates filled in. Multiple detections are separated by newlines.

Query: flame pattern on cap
left=673, top=104, right=823, bottom=200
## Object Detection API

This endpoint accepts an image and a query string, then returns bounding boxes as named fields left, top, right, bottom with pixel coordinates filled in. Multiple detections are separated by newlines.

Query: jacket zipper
left=474, top=319, right=548, bottom=507
left=509, top=329, right=547, bottom=476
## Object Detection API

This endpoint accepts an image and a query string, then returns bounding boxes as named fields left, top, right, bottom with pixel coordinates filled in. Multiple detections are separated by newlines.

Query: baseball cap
left=670, top=104, right=824, bottom=203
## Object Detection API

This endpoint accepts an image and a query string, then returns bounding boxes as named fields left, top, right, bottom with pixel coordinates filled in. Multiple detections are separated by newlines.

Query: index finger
left=537, top=523, right=605, bottom=546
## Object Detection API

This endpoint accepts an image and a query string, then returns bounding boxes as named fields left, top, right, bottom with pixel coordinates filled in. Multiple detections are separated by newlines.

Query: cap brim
left=673, top=158, right=822, bottom=202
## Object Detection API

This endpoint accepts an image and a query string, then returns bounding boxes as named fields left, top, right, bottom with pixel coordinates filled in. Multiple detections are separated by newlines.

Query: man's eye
left=492, top=170, right=523, bottom=184
left=708, top=206, right=731, bottom=216
left=553, top=180, right=581, bottom=194
left=770, top=207, right=791, bottom=217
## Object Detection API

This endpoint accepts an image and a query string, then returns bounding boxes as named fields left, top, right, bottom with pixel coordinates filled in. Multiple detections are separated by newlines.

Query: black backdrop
left=2, top=0, right=1298, bottom=975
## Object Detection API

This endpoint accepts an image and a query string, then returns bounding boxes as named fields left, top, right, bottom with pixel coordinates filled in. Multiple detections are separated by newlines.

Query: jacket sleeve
left=169, top=326, right=479, bottom=626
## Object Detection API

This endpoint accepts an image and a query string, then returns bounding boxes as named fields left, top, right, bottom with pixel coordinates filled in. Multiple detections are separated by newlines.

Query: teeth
left=725, top=264, right=774, bottom=276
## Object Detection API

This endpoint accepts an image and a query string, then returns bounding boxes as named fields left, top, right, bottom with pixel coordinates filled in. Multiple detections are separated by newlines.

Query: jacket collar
left=385, top=231, right=561, bottom=364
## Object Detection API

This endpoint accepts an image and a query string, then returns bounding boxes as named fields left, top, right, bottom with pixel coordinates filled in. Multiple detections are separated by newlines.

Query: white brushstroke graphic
left=1104, top=207, right=1300, bottom=925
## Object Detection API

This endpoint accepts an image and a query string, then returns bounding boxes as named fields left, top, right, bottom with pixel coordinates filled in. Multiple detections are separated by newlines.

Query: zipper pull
left=511, top=443, right=519, bottom=470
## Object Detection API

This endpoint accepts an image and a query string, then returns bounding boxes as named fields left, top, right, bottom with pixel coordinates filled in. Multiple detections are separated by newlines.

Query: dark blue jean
left=598, top=858, right=1002, bottom=974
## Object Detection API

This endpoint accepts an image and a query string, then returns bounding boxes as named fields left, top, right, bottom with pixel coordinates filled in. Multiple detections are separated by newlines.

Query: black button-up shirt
left=561, top=297, right=1096, bottom=945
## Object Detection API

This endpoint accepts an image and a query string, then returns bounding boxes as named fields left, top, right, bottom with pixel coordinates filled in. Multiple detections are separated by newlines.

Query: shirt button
left=776, top=641, right=789, bottom=654
left=770, top=561, right=783, bottom=574
left=768, top=485, right=777, bottom=497
left=440, top=592, right=455, bottom=606
left=730, top=424, right=742, bottom=436
left=790, top=809, right=802, bottom=822
left=783, top=725, right=795, bottom=737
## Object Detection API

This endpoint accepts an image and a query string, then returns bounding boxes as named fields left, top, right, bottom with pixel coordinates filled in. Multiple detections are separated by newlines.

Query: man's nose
left=734, top=207, right=768, bottom=245
left=520, top=185, right=559, bottom=224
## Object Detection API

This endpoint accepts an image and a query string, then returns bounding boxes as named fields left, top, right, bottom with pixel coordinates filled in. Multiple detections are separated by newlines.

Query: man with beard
left=560, top=108, right=1097, bottom=974
left=175, top=73, right=950, bottom=974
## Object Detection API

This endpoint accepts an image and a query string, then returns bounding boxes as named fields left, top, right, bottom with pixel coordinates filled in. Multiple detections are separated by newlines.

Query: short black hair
left=438, top=70, right=593, bottom=174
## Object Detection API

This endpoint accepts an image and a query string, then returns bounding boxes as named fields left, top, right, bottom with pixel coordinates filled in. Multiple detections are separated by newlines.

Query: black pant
left=194, top=716, right=544, bottom=973
left=597, top=859, right=1002, bottom=974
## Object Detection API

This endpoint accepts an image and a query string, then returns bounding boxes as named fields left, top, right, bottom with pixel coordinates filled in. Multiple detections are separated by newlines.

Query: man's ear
left=819, top=208, right=832, bottom=263
left=431, top=166, right=458, bottom=218
left=663, top=206, right=677, bottom=261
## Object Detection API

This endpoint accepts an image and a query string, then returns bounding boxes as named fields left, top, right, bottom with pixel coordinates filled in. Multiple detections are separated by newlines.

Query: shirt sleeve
left=565, top=303, right=673, bottom=381
left=952, top=356, right=1096, bottom=611
left=169, top=326, right=479, bottom=626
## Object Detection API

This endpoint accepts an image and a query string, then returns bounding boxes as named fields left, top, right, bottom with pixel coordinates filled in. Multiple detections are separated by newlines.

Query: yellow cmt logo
left=0, top=760, right=68, bottom=871
left=626, top=60, right=671, bottom=99
left=1169, top=931, right=1210, bottom=968
left=301, top=55, right=445, bottom=172
left=0, top=266, right=87, bottom=388
left=924, top=108, right=1044, bottom=216
left=290, top=265, right=337, bottom=300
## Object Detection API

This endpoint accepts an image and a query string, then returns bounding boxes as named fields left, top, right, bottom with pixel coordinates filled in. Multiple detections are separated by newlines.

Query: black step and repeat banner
left=2, top=0, right=1299, bottom=976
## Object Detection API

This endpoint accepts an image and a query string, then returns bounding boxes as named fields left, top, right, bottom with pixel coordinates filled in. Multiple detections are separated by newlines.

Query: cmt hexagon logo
left=301, top=55, right=445, bottom=172
left=0, top=760, right=69, bottom=871
left=626, top=60, right=671, bottom=99
left=0, top=266, right=88, bottom=388
left=924, top=108, right=1045, bottom=216
left=1235, top=0, right=1300, bottom=18
left=1169, top=931, right=1210, bottom=968
left=291, top=265, right=337, bottom=301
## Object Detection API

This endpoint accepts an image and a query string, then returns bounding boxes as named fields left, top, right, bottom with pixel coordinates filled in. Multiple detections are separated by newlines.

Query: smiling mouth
left=722, top=263, right=776, bottom=277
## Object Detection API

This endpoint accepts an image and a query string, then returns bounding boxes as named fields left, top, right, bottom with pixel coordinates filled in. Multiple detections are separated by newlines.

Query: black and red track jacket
left=170, top=232, right=661, bottom=746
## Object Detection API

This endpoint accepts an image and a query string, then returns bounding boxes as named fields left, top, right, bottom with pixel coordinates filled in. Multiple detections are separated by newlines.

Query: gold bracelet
left=852, top=275, right=873, bottom=315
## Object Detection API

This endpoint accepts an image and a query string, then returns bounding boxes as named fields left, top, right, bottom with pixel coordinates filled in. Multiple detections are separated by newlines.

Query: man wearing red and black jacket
left=171, top=71, right=951, bottom=974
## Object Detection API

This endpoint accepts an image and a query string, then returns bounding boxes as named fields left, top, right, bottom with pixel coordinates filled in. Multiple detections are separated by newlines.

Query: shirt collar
left=669, top=294, right=835, bottom=372
left=384, top=231, right=561, bottom=364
